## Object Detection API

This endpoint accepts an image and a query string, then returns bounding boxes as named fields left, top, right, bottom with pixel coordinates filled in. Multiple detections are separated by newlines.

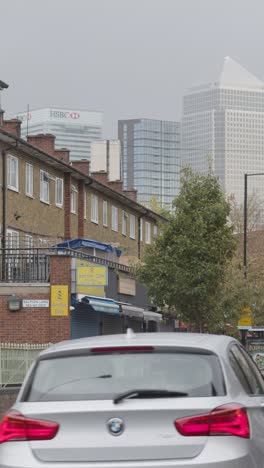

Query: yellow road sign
left=238, top=316, right=252, bottom=327
left=51, top=285, right=68, bottom=316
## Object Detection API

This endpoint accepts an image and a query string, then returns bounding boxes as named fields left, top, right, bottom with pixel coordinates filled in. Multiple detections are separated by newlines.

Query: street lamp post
left=243, top=173, right=248, bottom=273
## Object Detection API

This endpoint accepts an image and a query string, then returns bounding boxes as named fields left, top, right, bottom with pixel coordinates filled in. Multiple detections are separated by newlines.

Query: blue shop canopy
left=56, top=238, right=122, bottom=257
left=77, top=295, right=120, bottom=315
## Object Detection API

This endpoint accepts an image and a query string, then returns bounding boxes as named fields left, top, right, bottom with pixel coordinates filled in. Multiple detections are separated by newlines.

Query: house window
left=25, top=234, right=33, bottom=251
left=8, top=155, right=19, bottom=191
left=25, top=163, right=33, bottom=197
left=112, top=206, right=118, bottom=232
left=91, top=194, right=99, bottom=224
left=71, top=185, right=77, bottom=214
left=154, top=225, right=158, bottom=236
left=40, top=170, right=50, bottom=204
left=130, top=214, right=136, bottom=239
left=55, top=178, right=63, bottom=207
left=84, top=191, right=87, bottom=219
left=103, top=201, right=108, bottom=226
left=140, top=218, right=143, bottom=242
left=145, top=222, right=151, bottom=244
left=122, top=210, right=127, bottom=236
left=6, top=229, right=19, bottom=251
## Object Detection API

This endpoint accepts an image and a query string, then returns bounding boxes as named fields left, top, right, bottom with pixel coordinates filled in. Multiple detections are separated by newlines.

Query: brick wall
left=0, top=256, right=72, bottom=344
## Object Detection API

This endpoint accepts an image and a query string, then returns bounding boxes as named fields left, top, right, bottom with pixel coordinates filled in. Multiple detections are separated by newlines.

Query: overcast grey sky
left=1, top=0, right=264, bottom=137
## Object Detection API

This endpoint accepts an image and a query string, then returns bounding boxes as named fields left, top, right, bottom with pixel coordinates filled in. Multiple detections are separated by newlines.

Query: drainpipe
left=1, top=144, right=16, bottom=279
left=138, top=216, right=142, bottom=260
left=2, top=150, right=6, bottom=252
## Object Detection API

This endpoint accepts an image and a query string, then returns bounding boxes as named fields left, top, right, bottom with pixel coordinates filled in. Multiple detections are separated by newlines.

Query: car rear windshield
left=25, top=351, right=226, bottom=401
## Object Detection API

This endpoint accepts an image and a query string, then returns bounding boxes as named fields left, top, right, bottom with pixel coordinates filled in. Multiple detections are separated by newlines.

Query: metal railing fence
left=0, top=343, right=52, bottom=386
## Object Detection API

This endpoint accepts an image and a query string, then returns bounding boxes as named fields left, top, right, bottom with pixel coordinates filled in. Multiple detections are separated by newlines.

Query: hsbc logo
left=50, top=111, right=80, bottom=120
left=70, top=112, right=80, bottom=119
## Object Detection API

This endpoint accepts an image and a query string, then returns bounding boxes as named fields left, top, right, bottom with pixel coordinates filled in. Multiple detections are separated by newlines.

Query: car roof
left=39, top=332, right=237, bottom=358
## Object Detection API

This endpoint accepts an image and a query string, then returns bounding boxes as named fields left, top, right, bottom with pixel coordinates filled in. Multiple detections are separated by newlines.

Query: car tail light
left=0, top=411, right=59, bottom=443
left=91, top=346, right=154, bottom=353
left=175, top=403, right=250, bottom=439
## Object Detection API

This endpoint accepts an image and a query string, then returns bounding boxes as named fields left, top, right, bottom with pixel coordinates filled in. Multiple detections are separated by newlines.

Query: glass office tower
left=118, top=118, right=181, bottom=210
left=16, top=107, right=103, bottom=161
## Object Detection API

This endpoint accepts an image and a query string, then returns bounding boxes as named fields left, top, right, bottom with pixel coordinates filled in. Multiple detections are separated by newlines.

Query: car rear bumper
left=0, top=443, right=255, bottom=468
left=0, top=459, right=254, bottom=468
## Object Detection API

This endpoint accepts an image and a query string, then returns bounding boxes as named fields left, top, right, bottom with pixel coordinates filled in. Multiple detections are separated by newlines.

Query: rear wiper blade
left=113, top=389, right=188, bottom=405
left=97, top=374, right=112, bottom=379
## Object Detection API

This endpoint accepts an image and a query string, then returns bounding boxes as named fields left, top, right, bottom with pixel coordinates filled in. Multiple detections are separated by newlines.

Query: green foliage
left=148, top=197, right=172, bottom=219
left=137, top=169, right=237, bottom=331
left=210, top=255, right=264, bottom=336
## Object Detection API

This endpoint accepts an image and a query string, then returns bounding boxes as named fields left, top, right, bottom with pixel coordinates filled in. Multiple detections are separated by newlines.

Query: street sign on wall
left=22, top=300, right=49, bottom=308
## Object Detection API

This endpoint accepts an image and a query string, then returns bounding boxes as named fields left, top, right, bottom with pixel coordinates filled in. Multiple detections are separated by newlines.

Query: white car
left=1, top=331, right=264, bottom=467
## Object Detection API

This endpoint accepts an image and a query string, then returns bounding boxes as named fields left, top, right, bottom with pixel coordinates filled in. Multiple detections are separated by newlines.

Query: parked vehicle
left=1, top=331, right=264, bottom=467
left=246, top=327, right=264, bottom=375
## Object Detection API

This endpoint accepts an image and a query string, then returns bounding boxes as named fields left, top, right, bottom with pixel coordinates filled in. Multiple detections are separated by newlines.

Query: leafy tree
left=148, top=197, right=172, bottom=219
left=137, top=169, right=237, bottom=331
left=228, top=192, right=263, bottom=234
left=211, top=253, right=264, bottom=337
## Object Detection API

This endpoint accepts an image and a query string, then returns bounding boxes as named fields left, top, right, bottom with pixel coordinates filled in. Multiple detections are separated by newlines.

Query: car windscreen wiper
left=113, top=389, right=188, bottom=404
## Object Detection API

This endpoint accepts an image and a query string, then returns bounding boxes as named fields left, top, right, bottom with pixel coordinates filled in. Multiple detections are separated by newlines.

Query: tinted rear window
left=25, top=351, right=225, bottom=401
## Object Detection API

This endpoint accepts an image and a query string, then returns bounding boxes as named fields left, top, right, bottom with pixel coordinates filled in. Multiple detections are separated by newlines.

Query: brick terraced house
left=0, top=118, right=165, bottom=261
left=0, top=115, right=168, bottom=360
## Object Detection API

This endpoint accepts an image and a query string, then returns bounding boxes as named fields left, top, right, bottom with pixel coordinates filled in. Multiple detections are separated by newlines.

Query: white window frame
left=55, top=178, right=63, bottom=208
left=25, top=163, right=33, bottom=197
left=6, top=229, right=19, bottom=251
left=6, top=229, right=19, bottom=279
left=112, top=206, right=118, bottom=232
left=140, top=218, right=143, bottom=242
left=122, top=210, right=127, bottom=236
left=25, top=234, right=33, bottom=252
left=71, top=185, right=78, bottom=214
left=84, top=191, right=87, bottom=219
left=40, top=170, right=50, bottom=204
left=130, top=214, right=136, bottom=239
left=103, top=200, right=108, bottom=227
left=91, top=194, right=99, bottom=224
left=145, top=221, right=151, bottom=244
left=7, top=155, right=19, bottom=192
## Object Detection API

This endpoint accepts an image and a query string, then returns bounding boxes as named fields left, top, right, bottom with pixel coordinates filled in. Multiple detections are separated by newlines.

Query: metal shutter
left=102, top=314, right=123, bottom=335
left=126, top=317, right=143, bottom=333
left=71, top=307, right=100, bottom=339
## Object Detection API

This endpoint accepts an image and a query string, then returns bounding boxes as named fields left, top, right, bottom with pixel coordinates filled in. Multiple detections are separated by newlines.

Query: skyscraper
left=181, top=57, right=264, bottom=206
left=16, top=107, right=103, bottom=161
left=118, top=119, right=181, bottom=210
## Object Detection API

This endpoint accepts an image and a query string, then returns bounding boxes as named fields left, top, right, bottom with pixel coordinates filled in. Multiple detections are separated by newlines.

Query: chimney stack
left=2, top=119, right=22, bottom=137
left=27, top=134, right=56, bottom=154
left=71, top=160, right=90, bottom=175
